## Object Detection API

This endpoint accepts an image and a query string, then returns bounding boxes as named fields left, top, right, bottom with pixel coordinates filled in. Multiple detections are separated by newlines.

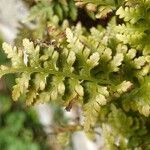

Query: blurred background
left=0, top=0, right=103, bottom=149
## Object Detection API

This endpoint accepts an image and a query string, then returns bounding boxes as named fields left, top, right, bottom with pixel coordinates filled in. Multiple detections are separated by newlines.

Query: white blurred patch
left=35, top=103, right=53, bottom=126
left=72, top=131, right=98, bottom=150
left=0, top=0, right=28, bottom=42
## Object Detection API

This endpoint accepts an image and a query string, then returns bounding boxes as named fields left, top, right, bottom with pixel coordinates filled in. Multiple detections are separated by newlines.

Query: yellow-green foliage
left=75, top=0, right=124, bottom=19
left=1, top=0, right=150, bottom=149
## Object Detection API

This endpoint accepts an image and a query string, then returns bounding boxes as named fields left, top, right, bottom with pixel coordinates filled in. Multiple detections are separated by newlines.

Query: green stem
left=0, top=67, right=111, bottom=85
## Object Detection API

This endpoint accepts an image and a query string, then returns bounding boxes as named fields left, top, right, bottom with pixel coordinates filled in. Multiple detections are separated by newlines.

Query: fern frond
left=102, top=104, right=147, bottom=149
left=123, top=77, right=150, bottom=117
left=116, top=0, right=150, bottom=54
left=83, top=83, right=109, bottom=130
left=27, top=0, right=77, bottom=22
left=75, top=0, right=125, bottom=19
left=2, top=14, right=150, bottom=133
left=2, top=0, right=150, bottom=148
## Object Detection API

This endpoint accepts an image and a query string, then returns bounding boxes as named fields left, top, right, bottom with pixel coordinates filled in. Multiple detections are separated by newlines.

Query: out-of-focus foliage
left=16, top=0, right=77, bottom=44
left=1, top=0, right=150, bottom=149
left=0, top=94, right=49, bottom=150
